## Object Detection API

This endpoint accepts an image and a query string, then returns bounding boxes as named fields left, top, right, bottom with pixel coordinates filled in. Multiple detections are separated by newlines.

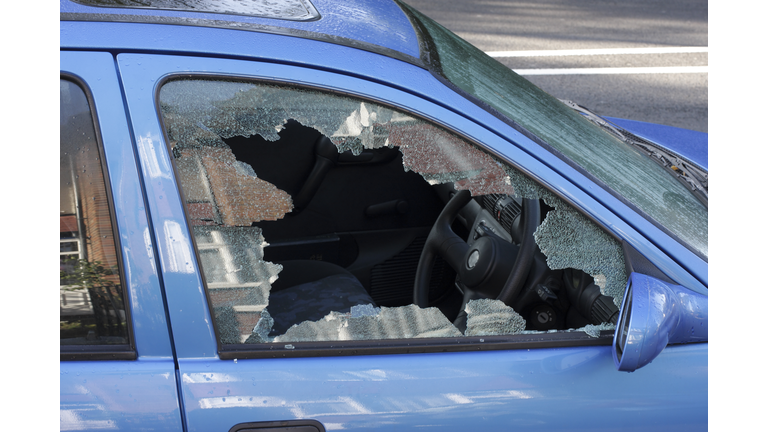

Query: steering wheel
left=413, top=189, right=540, bottom=310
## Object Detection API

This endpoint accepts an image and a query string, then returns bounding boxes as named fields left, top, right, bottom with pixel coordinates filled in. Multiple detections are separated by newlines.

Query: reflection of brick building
left=165, top=112, right=295, bottom=343
left=60, top=85, right=122, bottom=325
left=60, top=172, right=119, bottom=270
left=177, top=146, right=293, bottom=227
left=386, top=123, right=515, bottom=197
left=174, top=144, right=288, bottom=343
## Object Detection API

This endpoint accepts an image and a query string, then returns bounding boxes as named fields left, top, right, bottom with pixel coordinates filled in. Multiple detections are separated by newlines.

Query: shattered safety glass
left=159, top=79, right=624, bottom=346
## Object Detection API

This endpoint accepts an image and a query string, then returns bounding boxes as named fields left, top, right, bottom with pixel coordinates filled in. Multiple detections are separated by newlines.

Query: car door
left=118, top=50, right=706, bottom=432
left=60, top=51, right=183, bottom=431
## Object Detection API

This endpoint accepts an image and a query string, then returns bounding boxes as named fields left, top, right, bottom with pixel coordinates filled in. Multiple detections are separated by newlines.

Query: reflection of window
left=60, top=78, right=129, bottom=347
left=60, top=238, right=82, bottom=286
left=60, top=238, right=90, bottom=314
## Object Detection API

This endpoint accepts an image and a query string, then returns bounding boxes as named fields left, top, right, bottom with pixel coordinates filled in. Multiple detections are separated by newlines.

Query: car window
left=60, top=78, right=129, bottom=347
left=159, top=78, right=625, bottom=348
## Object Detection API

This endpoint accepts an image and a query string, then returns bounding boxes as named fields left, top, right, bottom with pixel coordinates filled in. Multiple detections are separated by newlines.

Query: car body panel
left=604, top=117, right=708, bottom=170
left=178, top=344, right=706, bottom=432
left=60, top=0, right=422, bottom=61
left=60, top=51, right=183, bottom=430
left=60, top=359, right=183, bottom=431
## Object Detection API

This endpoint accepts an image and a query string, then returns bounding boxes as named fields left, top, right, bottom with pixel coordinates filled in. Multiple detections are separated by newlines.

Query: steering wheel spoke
left=413, top=190, right=471, bottom=307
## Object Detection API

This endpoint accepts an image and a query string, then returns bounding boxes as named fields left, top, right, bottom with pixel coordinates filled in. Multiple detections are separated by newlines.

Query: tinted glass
left=60, top=79, right=128, bottom=345
left=402, top=3, right=708, bottom=258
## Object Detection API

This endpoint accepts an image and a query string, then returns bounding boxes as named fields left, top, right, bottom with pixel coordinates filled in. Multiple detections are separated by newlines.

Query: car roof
left=61, top=0, right=423, bottom=62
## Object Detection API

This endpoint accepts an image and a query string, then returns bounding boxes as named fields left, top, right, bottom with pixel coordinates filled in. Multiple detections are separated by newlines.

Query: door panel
left=61, top=361, right=182, bottom=431
left=60, top=51, right=182, bottom=431
left=118, top=52, right=706, bottom=431
left=176, top=346, right=706, bottom=431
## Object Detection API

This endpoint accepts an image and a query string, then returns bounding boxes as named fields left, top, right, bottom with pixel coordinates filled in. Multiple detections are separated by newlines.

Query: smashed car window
left=159, top=78, right=625, bottom=346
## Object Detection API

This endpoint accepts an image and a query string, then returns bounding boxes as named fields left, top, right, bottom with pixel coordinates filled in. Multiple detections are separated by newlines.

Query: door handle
left=230, top=420, right=325, bottom=432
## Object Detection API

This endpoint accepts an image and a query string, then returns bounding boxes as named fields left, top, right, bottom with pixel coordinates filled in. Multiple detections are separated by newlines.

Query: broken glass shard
left=273, top=304, right=462, bottom=343
left=464, top=299, right=526, bottom=336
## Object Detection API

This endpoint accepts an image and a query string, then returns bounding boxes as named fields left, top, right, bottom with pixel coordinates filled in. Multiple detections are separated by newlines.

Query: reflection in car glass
left=60, top=79, right=129, bottom=345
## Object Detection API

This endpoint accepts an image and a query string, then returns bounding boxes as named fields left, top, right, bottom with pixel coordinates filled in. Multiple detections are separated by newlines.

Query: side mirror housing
left=613, top=273, right=707, bottom=372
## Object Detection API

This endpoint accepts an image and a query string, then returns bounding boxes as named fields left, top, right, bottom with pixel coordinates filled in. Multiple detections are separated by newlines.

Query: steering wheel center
left=460, top=234, right=518, bottom=294
left=413, top=189, right=539, bottom=310
left=467, top=250, right=480, bottom=269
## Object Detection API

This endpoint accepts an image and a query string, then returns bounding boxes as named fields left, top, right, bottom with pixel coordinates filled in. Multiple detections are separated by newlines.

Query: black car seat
left=267, top=260, right=377, bottom=336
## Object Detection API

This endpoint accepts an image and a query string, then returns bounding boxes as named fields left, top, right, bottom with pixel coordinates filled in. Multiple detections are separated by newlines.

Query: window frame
left=60, top=73, right=136, bottom=361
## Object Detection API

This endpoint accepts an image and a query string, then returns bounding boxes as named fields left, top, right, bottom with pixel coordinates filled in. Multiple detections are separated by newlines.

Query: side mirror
left=613, top=273, right=708, bottom=372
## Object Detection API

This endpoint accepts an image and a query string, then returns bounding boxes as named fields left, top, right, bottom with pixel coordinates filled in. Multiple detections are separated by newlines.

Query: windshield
left=400, top=2, right=707, bottom=259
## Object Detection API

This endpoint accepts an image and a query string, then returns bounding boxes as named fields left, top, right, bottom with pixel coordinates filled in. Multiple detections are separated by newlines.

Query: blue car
left=60, top=0, right=707, bottom=430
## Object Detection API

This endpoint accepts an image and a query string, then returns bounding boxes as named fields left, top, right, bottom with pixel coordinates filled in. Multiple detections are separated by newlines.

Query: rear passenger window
left=60, top=78, right=129, bottom=348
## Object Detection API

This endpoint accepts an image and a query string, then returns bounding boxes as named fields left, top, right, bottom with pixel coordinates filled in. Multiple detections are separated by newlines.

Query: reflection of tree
left=60, top=258, right=125, bottom=338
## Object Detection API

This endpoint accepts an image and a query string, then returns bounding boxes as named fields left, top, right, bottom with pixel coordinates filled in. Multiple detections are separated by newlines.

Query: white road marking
left=513, top=66, right=708, bottom=75
left=487, top=47, right=708, bottom=57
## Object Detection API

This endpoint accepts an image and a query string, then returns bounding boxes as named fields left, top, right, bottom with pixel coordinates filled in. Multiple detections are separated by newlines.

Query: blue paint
left=178, top=345, right=706, bottom=431
left=61, top=0, right=421, bottom=59
left=60, top=359, right=182, bottom=431
left=614, top=273, right=708, bottom=372
left=605, top=117, right=708, bottom=170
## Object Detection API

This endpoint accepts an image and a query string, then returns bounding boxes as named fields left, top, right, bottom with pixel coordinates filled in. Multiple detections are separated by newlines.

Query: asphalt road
left=405, top=0, right=708, bottom=132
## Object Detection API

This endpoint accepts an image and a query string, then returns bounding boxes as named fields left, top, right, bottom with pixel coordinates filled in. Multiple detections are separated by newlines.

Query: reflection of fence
left=60, top=282, right=127, bottom=338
